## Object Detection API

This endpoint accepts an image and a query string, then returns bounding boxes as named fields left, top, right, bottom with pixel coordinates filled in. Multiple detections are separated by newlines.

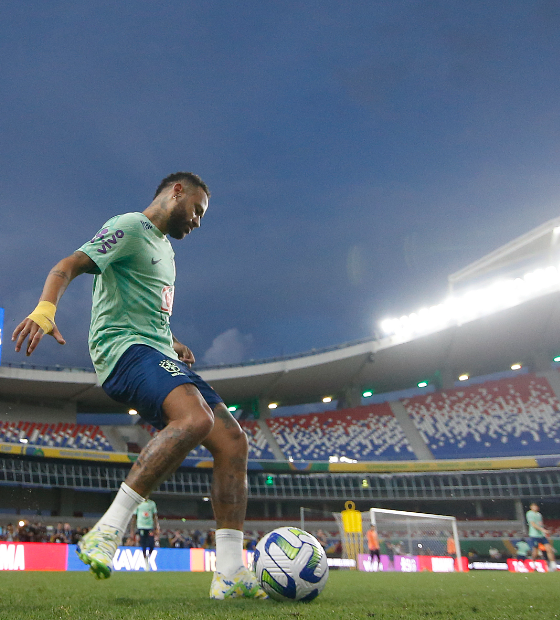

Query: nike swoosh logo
left=151, top=258, right=161, bottom=264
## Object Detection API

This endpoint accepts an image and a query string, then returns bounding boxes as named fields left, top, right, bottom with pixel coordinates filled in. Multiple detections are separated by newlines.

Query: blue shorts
left=102, top=344, right=223, bottom=430
left=530, top=536, right=549, bottom=548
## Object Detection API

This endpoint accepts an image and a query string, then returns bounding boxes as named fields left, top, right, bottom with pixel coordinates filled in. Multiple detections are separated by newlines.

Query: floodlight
left=227, top=405, right=238, bottom=412
left=322, top=396, right=332, bottom=403
left=362, top=390, right=373, bottom=398
left=458, top=374, right=469, bottom=381
left=268, top=403, right=278, bottom=409
left=128, top=409, right=138, bottom=416
left=18, top=521, right=25, bottom=527
left=554, top=356, right=560, bottom=363
left=511, top=363, right=522, bottom=371
left=19, top=438, right=28, bottom=444
left=417, top=381, right=428, bottom=388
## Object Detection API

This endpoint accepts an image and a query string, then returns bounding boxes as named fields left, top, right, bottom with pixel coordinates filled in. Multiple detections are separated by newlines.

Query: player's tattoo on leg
left=125, top=424, right=199, bottom=497
left=214, top=404, right=236, bottom=429
left=204, top=403, right=249, bottom=530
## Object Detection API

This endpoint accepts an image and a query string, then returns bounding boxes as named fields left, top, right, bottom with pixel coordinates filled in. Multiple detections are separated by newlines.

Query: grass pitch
left=0, top=571, right=557, bottom=620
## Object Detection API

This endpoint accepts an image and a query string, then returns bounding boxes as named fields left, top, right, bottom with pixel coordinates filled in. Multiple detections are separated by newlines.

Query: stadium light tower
left=379, top=218, right=560, bottom=342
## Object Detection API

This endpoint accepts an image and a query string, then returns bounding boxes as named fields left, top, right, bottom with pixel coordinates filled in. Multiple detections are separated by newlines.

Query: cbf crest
left=158, top=360, right=185, bottom=377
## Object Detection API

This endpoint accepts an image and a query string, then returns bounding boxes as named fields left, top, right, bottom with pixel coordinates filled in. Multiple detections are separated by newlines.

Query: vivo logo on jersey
left=113, top=548, right=157, bottom=571
left=95, top=230, right=125, bottom=254
left=160, top=285, right=175, bottom=315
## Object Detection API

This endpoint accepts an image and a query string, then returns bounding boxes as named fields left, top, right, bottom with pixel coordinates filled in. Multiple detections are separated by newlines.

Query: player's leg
left=142, top=531, right=155, bottom=570
left=202, top=403, right=267, bottom=599
left=545, top=542, right=556, bottom=570
left=125, top=384, right=214, bottom=495
left=78, top=383, right=214, bottom=579
left=531, top=539, right=538, bottom=560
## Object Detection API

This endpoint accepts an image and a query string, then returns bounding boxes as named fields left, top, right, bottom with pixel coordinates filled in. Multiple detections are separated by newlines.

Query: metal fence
left=1, top=458, right=559, bottom=500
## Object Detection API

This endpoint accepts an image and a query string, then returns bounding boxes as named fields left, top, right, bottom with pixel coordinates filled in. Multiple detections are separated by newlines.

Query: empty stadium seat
left=266, top=404, right=415, bottom=461
left=0, top=421, right=114, bottom=452
left=403, top=373, right=560, bottom=458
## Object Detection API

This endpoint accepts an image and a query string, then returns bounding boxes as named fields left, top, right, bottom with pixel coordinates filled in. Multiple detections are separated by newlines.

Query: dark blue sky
left=3, top=1, right=560, bottom=368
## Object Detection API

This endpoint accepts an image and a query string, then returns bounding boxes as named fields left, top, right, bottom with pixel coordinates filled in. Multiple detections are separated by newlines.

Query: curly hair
left=153, top=171, right=210, bottom=200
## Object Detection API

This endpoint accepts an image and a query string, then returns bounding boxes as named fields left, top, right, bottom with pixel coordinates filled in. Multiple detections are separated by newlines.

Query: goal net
left=334, top=507, right=462, bottom=572
left=371, top=508, right=461, bottom=567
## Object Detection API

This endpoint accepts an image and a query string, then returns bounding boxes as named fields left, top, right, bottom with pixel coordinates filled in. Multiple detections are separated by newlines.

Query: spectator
left=5, top=524, right=16, bottom=542
left=315, top=529, right=328, bottom=548
left=192, top=530, right=202, bottom=547
left=170, top=530, right=187, bottom=548
left=62, top=523, right=73, bottom=543
left=489, top=546, right=501, bottom=560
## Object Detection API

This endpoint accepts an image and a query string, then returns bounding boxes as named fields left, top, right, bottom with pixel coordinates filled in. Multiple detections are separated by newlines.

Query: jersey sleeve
left=76, top=213, right=144, bottom=274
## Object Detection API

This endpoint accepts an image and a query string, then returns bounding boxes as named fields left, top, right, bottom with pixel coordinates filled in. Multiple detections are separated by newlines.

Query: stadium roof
left=448, top=216, right=560, bottom=290
left=2, top=288, right=560, bottom=411
left=4, top=217, right=560, bottom=413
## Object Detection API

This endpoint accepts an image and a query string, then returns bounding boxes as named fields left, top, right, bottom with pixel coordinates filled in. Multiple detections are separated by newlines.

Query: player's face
left=167, top=187, right=208, bottom=240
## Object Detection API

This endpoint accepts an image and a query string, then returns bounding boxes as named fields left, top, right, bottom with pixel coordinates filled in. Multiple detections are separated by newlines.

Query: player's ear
left=172, top=182, right=183, bottom=195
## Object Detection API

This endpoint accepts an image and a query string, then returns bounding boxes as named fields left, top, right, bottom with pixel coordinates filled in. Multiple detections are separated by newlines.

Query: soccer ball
left=253, top=527, right=329, bottom=602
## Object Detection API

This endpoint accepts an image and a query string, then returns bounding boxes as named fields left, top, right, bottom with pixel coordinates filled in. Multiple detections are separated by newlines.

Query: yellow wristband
left=27, top=301, right=57, bottom=334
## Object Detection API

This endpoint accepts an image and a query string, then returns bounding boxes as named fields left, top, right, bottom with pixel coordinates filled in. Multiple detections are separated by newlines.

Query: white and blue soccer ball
left=253, top=527, right=329, bottom=602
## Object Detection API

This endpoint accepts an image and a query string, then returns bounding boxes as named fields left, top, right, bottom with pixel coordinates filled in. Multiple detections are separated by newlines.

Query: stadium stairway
left=256, top=419, right=285, bottom=460
left=388, top=401, right=434, bottom=460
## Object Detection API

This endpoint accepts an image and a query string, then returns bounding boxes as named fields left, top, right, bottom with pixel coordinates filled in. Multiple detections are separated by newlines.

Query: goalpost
left=333, top=505, right=463, bottom=572
left=370, top=508, right=462, bottom=571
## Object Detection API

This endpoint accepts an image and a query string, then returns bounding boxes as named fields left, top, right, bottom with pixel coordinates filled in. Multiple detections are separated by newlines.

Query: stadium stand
left=0, top=421, right=114, bottom=452
left=403, top=373, right=560, bottom=458
left=266, top=403, right=415, bottom=461
left=142, top=420, right=277, bottom=461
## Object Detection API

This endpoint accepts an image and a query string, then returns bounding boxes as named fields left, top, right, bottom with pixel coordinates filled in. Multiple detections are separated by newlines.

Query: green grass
left=0, top=571, right=558, bottom=620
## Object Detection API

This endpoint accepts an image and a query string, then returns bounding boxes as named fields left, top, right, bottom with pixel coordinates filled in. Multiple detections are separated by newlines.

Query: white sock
left=215, top=528, right=244, bottom=576
left=97, top=482, right=144, bottom=535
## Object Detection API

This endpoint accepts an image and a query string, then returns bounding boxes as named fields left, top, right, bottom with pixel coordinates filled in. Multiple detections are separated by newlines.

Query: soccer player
left=366, top=525, right=381, bottom=569
left=129, top=497, right=160, bottom=570
left=526, top=502, right=556, bottom=571
left=515, top=538, right=531, bottom=561
left=446, top=535, right=456, bottom=559
left=12, top=172, right=267, bottom=599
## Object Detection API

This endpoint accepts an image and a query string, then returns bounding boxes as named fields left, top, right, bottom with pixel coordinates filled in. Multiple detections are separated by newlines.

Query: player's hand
left=173, top=340, right=195, bottom=367
left=12, top=318, right=66, bottom=356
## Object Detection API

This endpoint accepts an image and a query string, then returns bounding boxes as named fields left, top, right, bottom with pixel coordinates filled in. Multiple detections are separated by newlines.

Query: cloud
left=202, top=328, right=253, bottom=366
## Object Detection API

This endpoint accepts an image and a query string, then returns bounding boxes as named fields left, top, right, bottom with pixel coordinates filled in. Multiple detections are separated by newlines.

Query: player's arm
left=12, top=251, right=96, bottom=356
left=154, top=512, right=160, bottom=539
left=172, top=334, right=195, bottom=367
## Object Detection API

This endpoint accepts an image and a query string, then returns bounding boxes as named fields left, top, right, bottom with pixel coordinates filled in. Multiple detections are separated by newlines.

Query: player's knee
left=194, top=405, right=214, bottom=441
left=233, top=424, right=249, bottom=455
left=210, top=404, right=248, bottom=456
left=176, top=403, right=214, bottom=442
